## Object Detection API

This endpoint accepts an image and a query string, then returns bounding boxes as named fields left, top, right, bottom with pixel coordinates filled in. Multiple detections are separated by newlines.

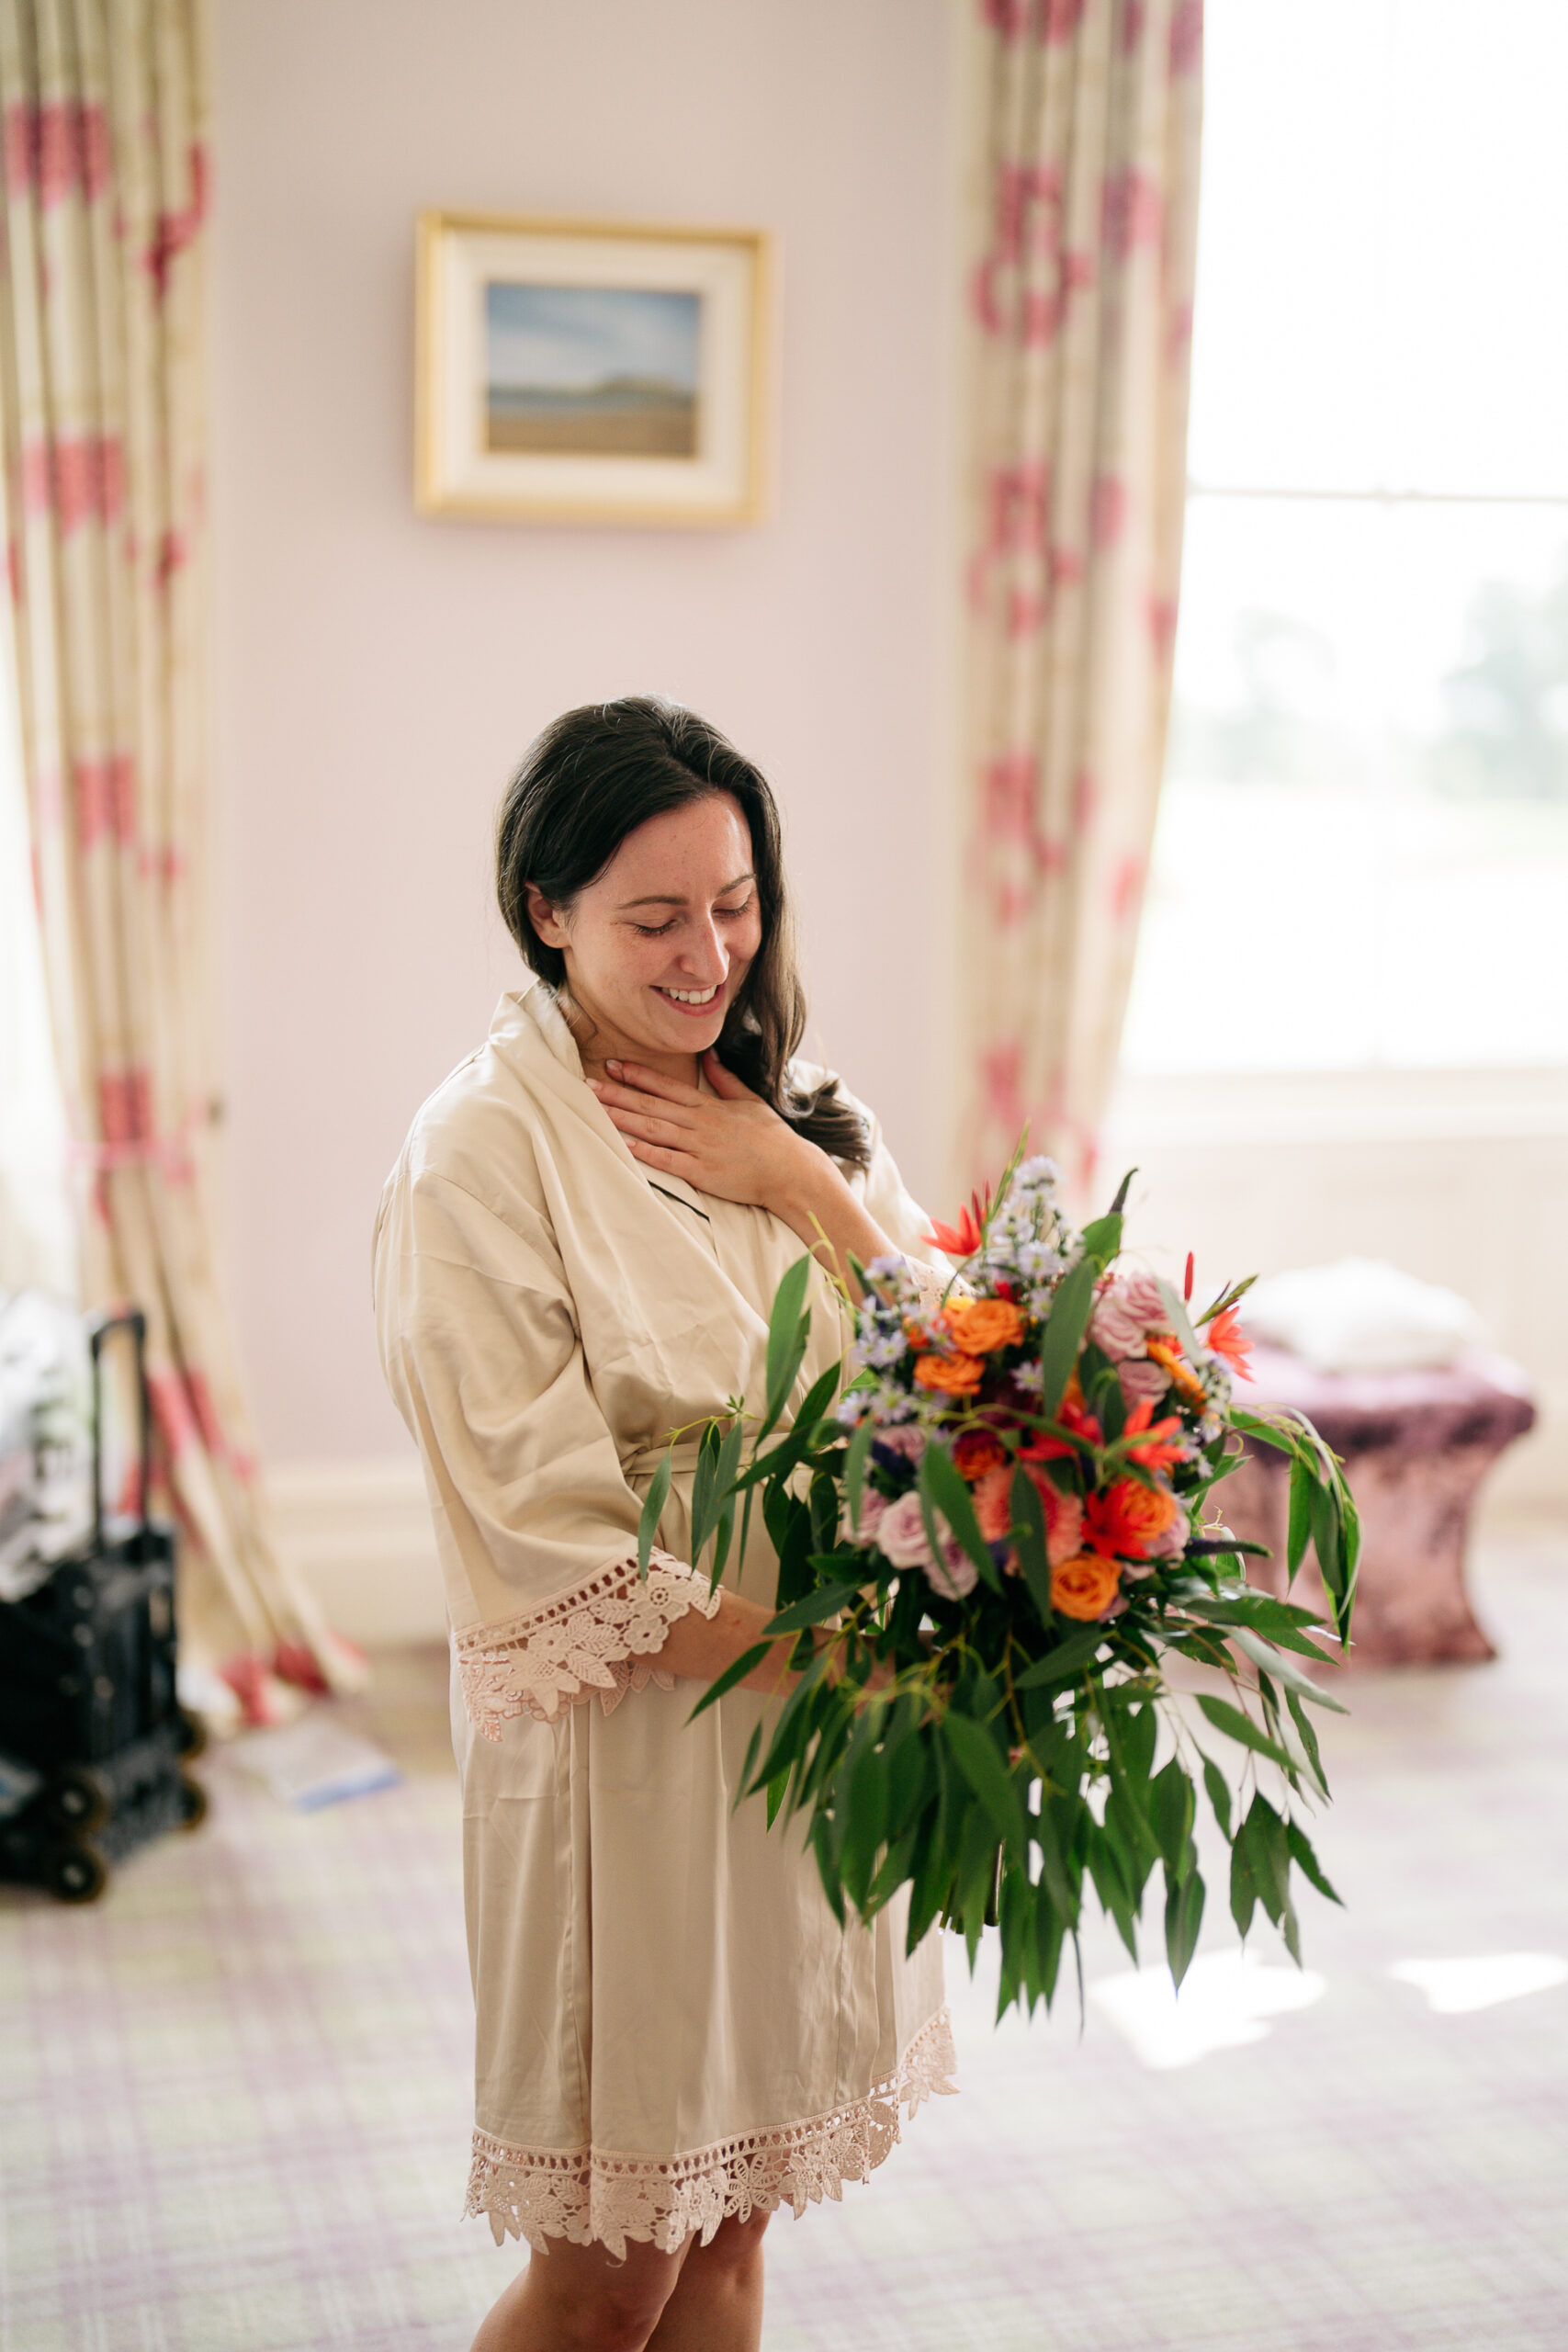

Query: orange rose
left=914, top=1351, right=986, bottom=1396
left=1050, top=1553, right=1122, bottom=1621
left=953, top=1428, right=1009, bottom=1481
left=1083, top=1476, right=1179, bottom=1560
left=942, top=1297, right=1026, bottom=1356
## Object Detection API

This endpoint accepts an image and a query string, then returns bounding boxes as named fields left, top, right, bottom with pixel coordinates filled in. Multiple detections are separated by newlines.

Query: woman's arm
left=587, top=1052, right=894, bottom=1300
left=658, top=1578, right=888, bottom=1697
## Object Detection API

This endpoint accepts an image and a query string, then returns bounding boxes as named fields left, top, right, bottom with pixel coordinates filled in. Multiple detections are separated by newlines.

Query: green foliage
left=667, top=1182, right=1353, bottom=2024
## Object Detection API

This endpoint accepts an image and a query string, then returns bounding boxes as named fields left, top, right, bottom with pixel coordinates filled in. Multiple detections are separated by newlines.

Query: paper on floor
left=227, top=1713, right=401, bottom=1810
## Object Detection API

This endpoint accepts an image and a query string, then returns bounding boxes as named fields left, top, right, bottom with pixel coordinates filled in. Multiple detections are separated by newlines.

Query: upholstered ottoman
left=1218, top=1344, right=1536, bottom=1665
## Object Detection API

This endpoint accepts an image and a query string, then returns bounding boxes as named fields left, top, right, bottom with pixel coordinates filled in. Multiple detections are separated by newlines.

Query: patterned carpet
left=3, top=1527, right=1565, bottom=2352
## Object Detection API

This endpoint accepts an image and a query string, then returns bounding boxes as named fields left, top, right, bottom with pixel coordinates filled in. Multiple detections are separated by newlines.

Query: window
left=1121, top=0, right=1568, bottom=1074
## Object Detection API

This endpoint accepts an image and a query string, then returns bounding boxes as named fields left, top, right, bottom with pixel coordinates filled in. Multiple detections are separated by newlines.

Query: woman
left=375, top=698, right=955, bottom=2352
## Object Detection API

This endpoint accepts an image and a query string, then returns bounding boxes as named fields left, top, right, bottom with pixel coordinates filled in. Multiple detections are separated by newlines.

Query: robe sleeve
left=375, top=1165, right=720, bottom=1742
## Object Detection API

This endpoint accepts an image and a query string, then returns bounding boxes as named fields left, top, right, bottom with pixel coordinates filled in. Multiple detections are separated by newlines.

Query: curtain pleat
left=959, top=0, right=1202, bottom=1205
left=0, top=0, right=360, bottom=1708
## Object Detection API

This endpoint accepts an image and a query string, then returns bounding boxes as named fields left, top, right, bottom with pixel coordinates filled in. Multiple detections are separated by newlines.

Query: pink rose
left=875, top=1490, right=936, bottom=1570
left=1089, top=1271, right=1169, bottom=1363
left=926, top=1537, right=980, bottom=1603
left=874, top=1424, right=928, bottom=1464
left=841, top=1487, right=889, bottom=1545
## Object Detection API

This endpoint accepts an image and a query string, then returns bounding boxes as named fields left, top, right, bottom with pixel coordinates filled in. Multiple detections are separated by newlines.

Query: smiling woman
left=374, top=697, right=955, bottom=2352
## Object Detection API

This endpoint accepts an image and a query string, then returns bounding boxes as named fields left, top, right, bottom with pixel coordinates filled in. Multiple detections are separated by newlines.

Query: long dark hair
left=495, top=696, right=871, bottom=1169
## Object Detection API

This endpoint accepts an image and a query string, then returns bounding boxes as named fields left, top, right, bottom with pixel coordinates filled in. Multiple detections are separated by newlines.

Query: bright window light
left=1122, top=0, right=1568, bottom=1074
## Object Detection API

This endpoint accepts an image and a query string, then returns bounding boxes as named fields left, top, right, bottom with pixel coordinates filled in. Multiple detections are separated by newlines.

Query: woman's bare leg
left=468, top=2231, right=688, bottom=2352
left=643, top=2211, right=771, bottom=2352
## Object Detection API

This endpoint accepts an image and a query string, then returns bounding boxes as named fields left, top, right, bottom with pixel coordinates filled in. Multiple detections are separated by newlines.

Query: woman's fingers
left=589, top=1077, right=697, bottom=1126
left=604, top=1059, right=699, bottom=1104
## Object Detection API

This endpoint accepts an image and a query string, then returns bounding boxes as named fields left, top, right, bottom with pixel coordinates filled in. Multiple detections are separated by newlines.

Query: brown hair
left=495, top=696, right=871, bottom=1168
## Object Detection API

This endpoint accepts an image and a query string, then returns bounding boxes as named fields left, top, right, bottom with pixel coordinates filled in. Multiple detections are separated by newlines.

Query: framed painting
left=415, top=211, right=772, bottom=526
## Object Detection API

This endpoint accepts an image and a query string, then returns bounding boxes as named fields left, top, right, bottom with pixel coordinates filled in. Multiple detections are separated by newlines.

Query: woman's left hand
left=587, top=1052, right=821, bottom=1218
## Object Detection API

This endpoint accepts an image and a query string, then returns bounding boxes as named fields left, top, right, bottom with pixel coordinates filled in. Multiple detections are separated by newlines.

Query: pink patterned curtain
left=960, top=0, right=1202, bottom=1205
left=0, top=0, right=355, bottom=1709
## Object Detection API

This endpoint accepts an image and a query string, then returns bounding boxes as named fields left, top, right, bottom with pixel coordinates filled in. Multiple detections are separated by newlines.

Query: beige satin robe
left=373, top=979, right=954, bottom=2257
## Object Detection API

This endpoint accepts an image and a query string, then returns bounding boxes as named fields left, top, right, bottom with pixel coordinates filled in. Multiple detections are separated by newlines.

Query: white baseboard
left=266, top=1455, right=447, bottom=1645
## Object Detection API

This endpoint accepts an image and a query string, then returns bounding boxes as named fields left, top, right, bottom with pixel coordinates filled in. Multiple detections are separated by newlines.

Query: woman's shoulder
left=383, top=1009, right=563, bottom=1244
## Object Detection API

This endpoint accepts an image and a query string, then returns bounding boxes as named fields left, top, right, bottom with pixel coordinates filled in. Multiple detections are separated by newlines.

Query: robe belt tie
left=621, top=1437, right=709, bottom=1486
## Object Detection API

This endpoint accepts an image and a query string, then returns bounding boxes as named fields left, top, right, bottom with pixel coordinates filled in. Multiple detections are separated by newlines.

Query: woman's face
left=525, top=792, right=763, bottom=1070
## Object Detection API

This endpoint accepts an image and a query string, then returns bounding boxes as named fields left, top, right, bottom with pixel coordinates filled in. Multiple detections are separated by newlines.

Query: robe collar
left=487, top=978, right=718, bottom=1231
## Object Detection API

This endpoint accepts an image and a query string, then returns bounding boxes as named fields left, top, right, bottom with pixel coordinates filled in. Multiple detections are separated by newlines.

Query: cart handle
left=86, top=1307, right=151, bottom=1552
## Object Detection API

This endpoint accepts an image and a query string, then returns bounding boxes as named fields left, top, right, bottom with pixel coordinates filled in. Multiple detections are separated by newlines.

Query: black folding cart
left=0, top=1307, right=205, bottom=1903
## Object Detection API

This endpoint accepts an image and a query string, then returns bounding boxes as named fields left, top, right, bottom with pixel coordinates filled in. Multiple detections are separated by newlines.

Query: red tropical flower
left=1121, top=1396, right=1186, bottom=1471
left=926, top=1185, right=992, bottom=1260
left=1204, top=1304, right=1255, bottom=1382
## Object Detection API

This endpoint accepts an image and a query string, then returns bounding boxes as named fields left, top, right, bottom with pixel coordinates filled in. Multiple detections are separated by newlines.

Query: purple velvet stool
left=1217, top=1343, right=1537, bottom=1665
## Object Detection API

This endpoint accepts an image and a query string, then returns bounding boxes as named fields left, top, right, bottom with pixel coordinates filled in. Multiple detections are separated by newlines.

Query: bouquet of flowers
left=641, top=1148, right=1359, bottom=2014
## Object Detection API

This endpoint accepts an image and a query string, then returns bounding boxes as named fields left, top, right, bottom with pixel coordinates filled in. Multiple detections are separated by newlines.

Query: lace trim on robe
left=465, top=2005, right=959, bottom=2256
left=453, top=1549, right=723, bottom=1742
left=903, top=1256, right=954, bottom=1317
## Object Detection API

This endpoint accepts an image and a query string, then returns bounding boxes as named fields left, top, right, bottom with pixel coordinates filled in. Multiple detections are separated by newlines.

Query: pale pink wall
left=212, top=0, right=952, bottom=1464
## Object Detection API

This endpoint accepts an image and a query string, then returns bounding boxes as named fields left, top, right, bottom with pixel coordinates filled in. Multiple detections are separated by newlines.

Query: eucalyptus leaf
left=1231, top=1626, right=1348, bottom=1713
left=761, top=1255, right=814, bottom=1438
left=637, top=1450, right=672, bottom=1580
left=765, top=1579, right=865, bottom=1636
left=1037, top=1255, right=1098, bottom=1417
left=843, top=1417, right=874, bottom=1539
left=1196, top=1692, right=1296, bottom=1770
left=1010, top=1467, right=1054, bottom=1621
left=942, top=1713, right=1026, bottom=1864
left=919, top=1446, right=1003, bottom=1591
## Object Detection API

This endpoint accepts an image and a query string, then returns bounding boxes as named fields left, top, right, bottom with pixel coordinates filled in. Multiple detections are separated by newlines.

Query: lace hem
left=454, top=1550, right=723, bottom=1742
left=465, top=2005, right=959, bottom=2256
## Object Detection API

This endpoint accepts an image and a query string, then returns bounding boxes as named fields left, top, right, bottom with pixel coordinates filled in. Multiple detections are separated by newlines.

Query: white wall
left=211, top=0, right=953, bottom=1470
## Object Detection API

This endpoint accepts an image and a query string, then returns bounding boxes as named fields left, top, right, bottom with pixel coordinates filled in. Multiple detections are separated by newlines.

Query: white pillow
left=1240, top=1258, right=1485, bottom=1374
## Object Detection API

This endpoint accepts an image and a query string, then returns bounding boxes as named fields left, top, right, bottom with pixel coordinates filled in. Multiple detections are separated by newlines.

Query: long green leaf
left=1155, top=1277, right=1202, bottom=1363
left=1229, top=1831, right=1258, bottom=1939
left=1230, top=1626, right=1348, bottom=1713
left=689, top=1421, right=722, bottom=1564
left=1286, top=1817, right=1344, bottom=1906
left=1195, top=1692, right=1295, bottom=1770
left=1079, top=1210, right=1124, bottom=1271
left=1037, top=1256, right=1098, bottom=1418
left=637, top=1450, right=672, bottom=1579
left=1286, top=1454, right=1314, bottom=1577
left=1015, top=1624, right=1106, bottom=1689
left=1200, top=1751, right=1232, bottom=1838
left=1010, top=1467, right=1054, bottom=1623
left=843, top=1417, right=874, bottom=1539
left=765, top=1578, right=864, bottom=1635
left=685, top=1640, right=773, bottom=1720
left=761, top=1255, right=814, bottom=1439
left=942, top=1713, right=1026, bottom=1864
left=1165, top=1861, right=1205, bottom=1988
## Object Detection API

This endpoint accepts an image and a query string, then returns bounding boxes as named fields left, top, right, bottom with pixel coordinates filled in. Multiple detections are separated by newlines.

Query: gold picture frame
left=415, top=210, right=773, bottom=527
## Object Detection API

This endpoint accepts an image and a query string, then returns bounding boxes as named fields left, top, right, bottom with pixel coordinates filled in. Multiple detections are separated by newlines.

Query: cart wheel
left=177, top=1772, right=209, bottom=1831
left=47, top=1841, right=107, bottom=1904
left=175, top=1707, right=209, bottom=1761
left=44, top=1763, right=111, bottom=1837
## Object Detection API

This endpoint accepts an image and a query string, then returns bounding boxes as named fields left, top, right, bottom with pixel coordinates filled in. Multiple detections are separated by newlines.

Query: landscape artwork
left=483, top=283, right=702, bottom=460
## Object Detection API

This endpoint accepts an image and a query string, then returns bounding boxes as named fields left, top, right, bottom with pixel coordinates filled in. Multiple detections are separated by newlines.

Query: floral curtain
left=0, top=0, right=356, bottom=1709
left=959, top=0, right=1202, bottom=1206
